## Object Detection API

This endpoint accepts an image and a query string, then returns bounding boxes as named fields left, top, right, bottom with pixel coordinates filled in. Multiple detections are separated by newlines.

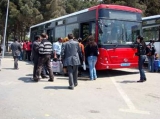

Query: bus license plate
left=121, top=63, right=130, bottom=66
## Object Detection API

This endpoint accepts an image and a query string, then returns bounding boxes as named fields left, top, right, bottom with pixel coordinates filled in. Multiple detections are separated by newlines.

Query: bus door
left=80, top=23, right=90, bottom=45
left=46, top=29, right=54, bottom=43
left=80, top=22, right=96, bottom=45
left=80, top=22, right=96, bottom=65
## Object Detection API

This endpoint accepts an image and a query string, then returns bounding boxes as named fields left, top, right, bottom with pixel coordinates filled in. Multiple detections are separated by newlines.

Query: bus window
left=47, top=29, right=54, bottom=43
left=98, top=19, right=141, bottom=45
left=143, top=27, right=159, bottom=41
left=66, top=23, right=79, bottom=39
left=55, top=26, right=65, bottom=41
left=30, top=32, right=37, bottom=42
left=91, top=22, right=96, bottom=38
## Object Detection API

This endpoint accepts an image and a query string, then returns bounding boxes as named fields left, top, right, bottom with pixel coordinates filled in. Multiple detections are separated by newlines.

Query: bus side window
left=47, top=29, right=54, bottom=43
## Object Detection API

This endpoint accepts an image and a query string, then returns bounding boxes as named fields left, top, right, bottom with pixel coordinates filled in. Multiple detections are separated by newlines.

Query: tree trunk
left=23, top=30, right=26, bottom=41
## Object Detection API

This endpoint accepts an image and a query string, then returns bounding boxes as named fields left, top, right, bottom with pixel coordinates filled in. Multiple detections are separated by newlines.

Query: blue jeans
left=88, top=56, right=97, bottom=80
left=138, top=55, right=146, bottom=80
left=18, top=52, right=23, bottom=61
left=147, top=56, right=154, bottom=72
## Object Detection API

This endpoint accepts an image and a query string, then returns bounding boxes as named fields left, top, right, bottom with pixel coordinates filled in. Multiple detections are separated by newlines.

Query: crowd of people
left=7, top=33, right=99, bottom=90
left=1, top=33, right=159, bottom=88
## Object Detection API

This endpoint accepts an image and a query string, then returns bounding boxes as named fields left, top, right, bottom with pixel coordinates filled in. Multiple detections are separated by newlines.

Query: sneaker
left=31, top=78, right=39, bottom=82
left=68, top=86, right=74, bottom=90
left=137, top=80, right=144, bottom=83
left=64, top=73, right=68, bottom=76
left=74, top=84, right=78, bottom=87
left=48, top=79, right=54, bottom=82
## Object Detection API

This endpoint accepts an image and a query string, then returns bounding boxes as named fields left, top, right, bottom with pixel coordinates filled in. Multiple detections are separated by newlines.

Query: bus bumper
left=96, top=63, right=138, bottom=70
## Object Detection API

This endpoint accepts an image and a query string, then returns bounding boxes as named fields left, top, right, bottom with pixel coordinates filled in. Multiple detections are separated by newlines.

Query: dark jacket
left=32, top=41, right=40, bottom=61
left=61, top=39, right=81, bottom=66
left=85, top=44, right=99, bottom=57
left=11, top=41, right=22, bottom=57
left=0, top=46, right=2, bottom=53
left=135, top=43, right=146, bottom=56
left=146, top=43, right=156, bottom=56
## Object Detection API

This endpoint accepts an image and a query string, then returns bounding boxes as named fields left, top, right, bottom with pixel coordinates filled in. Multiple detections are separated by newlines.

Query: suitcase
left=50, top=60, right=63, bottom=73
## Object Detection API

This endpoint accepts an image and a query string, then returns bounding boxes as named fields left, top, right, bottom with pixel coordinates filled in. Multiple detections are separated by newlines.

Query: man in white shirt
left=53, top=37, right=62, bottom=60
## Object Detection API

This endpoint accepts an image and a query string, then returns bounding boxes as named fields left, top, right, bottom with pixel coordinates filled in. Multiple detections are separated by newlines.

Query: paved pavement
left=0, top=58, right=160, bottom=119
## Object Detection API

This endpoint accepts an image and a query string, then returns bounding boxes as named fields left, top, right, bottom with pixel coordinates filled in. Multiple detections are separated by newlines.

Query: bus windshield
left=98, top=19, right=141, bottom=45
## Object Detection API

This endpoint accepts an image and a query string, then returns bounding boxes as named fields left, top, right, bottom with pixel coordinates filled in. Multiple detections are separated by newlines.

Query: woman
left=85, top=35, right=99, bottom=80
left=135, top=36, right=147, bottom=82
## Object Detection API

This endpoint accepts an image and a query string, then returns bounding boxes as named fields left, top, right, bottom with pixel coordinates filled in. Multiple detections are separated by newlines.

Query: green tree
left=144, top=0, right=160, bottom=16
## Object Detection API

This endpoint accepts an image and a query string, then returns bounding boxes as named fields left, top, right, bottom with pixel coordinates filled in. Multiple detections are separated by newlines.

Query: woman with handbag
left=85, top=35, right=99, bottom=80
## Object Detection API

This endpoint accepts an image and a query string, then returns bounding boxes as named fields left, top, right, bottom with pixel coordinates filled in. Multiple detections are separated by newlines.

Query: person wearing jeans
left=148, top=56, right=154, bottom=72
left=146, top=40, right=156, bottom=72
left=138, top=55, right=146, bottom=81
left=88, top=56, right=97, bottom=80
left=135, top=36, right=147, bottom=82
left=85, top=35, right=99, bottom=80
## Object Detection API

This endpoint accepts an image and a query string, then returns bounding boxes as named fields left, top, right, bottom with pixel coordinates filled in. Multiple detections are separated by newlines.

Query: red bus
left=30, top=4, right=142, bottom=70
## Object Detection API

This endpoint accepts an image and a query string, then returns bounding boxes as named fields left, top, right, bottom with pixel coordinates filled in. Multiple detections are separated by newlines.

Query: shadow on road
left=117, top=80, right=137, bottom=84
left=18, top=77, right=37, bottom=83
left=44, top=86, right=68, bottom=90
left=54, top=69, right=139, bottom=81
left=56, top=76, right=89, bottom=81
left=2, top=68, right=15, bottom=70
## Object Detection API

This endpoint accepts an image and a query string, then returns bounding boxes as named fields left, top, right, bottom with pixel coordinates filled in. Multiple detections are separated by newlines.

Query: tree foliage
left=0, top=0, right=160, bottom=45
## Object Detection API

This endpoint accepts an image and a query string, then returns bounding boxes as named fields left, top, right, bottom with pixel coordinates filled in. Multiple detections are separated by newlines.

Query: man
left=35, top=33, right=54, bottom=82
left=53, top=37, right=62, bottom=60
left=10, top=38, right=22, bottom=69
left=61, top=34, right=81, bottom=90
left=32, top=35, right=48, bottom=81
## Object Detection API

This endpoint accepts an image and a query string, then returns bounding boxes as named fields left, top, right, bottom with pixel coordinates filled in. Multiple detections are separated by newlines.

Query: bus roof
left=89, top=4, right=142, bottom=13
left=30, top=4, right=142, bottom=29
left=30, top=8, right=88, bottom=29
left=142, top=15, right=160, bottom=21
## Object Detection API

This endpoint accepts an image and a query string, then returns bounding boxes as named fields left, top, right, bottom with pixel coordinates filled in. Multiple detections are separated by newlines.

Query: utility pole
left=2, top=0, right=10, bottom=58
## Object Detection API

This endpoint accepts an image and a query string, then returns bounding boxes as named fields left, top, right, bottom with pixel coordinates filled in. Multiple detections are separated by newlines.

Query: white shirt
left=53, top=41, right=62, bottom=55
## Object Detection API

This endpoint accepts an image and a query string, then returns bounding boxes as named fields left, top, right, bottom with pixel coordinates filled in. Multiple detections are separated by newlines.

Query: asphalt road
left=0, top=58, right=160, bottom=119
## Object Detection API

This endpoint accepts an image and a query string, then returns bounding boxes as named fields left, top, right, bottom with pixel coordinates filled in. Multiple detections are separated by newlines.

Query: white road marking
left=111, top=77, right=150, bottom=115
